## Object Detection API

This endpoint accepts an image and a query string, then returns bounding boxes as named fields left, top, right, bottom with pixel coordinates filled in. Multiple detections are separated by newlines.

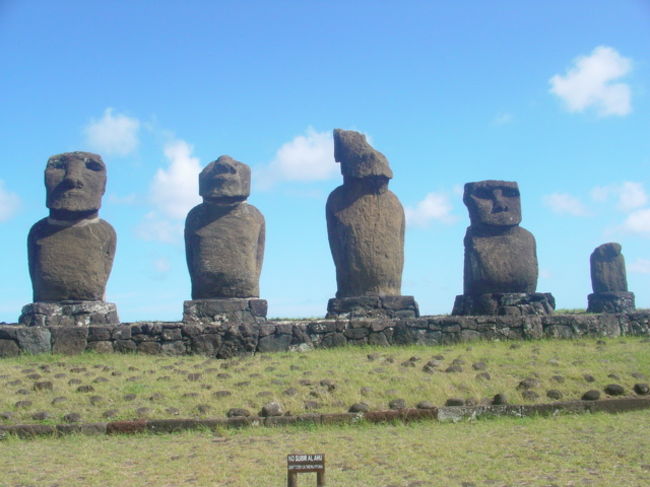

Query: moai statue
left=19, top=152, right=119, bottom=327
left=325, top=129, right=419, bottom=318
left=183, top=155, right=267, bottom=325
left=587, top=242, right=635, bottom=313
left=452, top=180, right=554, bottom=316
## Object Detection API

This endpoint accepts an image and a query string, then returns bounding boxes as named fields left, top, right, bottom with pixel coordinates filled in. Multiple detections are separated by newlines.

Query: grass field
left=1, top=337, right=649, bottom=486
left=2, top=410, right=650, bottom=486
left=1, top=337, right=649, bottom=424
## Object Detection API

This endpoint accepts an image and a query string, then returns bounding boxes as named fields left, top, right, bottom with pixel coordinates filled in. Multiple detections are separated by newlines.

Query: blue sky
left=1, top=1, right=649, bottom=322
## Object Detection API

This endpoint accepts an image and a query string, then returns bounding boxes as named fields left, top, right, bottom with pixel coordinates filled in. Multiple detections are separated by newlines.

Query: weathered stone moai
left=587, top=242, right=635, bottom=313
left=20, top=152, right=119, bottom=327
left=452, top=180, right=554, bottom=316
left=183, top=155, right=267, bottom=325
left=325, top=129, right=419, bottom=318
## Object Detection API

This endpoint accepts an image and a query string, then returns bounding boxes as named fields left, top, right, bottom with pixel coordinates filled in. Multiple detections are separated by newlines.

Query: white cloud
left=84, top=108, right=141, bottom=156
left=0, top=180, right=20, bottom=222
left=621, top=208, right=650, bottom=236
left=153, top=257, right=172, bottom=274
left=255, top=128, right=336, bottom=188
left=591, top=182, right=647, bottom=211
left=136, top=212, right=183, bottom=244
left=108, top=193, right=137, bottom=205
left=549, top=46, right=632, bottom=117
left=150, top=139, right=201, bottom=220
left=629, top=258, right=650, bottom=274
left=405, top=192, right=456, bottom=228
left=543, top=193, right=589, bottom=217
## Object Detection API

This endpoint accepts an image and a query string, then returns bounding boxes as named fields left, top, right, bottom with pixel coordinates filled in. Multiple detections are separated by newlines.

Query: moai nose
left=492, top=189, right=509, bottom=212
left=63, top=160, right=85, bottom=187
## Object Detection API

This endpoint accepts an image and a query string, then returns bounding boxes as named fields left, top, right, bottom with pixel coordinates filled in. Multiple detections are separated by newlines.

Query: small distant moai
left=20, top=152, right=119, bottom=327
left=452, top=180, right=554, bottom=316
left=325, top=129, right=419, bottom=318
left=183, top=155, right=267, bottom=325
left=587, top=242, right=635, bottom=313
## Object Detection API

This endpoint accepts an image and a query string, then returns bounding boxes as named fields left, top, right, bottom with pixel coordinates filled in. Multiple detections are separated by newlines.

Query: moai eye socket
left=501, top=187, right=520, bottom=198
left=47, top=159, right=65, bottom=170
left=473, top=187, right=492, bottom=199
left=85, top=160, right=104, bottom=172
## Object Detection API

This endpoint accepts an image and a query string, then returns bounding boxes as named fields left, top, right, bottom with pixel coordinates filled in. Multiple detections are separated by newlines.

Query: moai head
left=333, top=129, right=393, bottom=183
left=590, top=242, right=628, bottom=293
left=463, top=180, right=522, bottom=228
left=199, top=155, right=251, bottom=203
left=45, top=152, right=107, bottom=217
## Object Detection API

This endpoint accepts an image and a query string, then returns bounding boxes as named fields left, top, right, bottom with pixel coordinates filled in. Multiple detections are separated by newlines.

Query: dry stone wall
left=1, top=311, right=649, bottom=358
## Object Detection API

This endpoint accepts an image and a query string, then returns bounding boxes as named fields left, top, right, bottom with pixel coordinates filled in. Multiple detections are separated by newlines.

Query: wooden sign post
left=287, top=453, right=325, bottom=487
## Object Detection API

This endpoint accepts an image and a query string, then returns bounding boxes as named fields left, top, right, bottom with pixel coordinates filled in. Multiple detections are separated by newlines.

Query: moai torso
left=462, top=180, right=538, bottom=295
left=590, top=242, right=628, bottom=293
left=185, top=156, right=265, bottom=299
left=28, top=152, right=116, bottom=302
left=326, top=129, right=404, bottom=298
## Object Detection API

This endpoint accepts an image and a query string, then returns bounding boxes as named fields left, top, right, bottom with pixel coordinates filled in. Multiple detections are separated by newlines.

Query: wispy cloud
left=542, top=193, right=590, bottom=216
left=136, top=212, right=183, bottom=244
left=84, top=108, right=141, bottom=156
left=621, top=208, right=650, bottom=236
left=0, top=180, right=20, bottom=222
left=549, top=46, right=632, bottom=117
left=591, top=181, right=647, bottom=211
left=255, top=127, right=336, bottom=189
left=150, top=139, right=201, bottom=220
left=405, top=192, right=457, bottom=228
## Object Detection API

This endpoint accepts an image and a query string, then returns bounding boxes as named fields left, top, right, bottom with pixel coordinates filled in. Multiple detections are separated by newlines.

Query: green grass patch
left=2, top=410, right=649, bottom=486
left=0, top=337, right=648, bottom=425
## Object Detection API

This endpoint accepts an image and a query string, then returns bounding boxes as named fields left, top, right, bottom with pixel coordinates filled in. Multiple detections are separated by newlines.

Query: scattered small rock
left=32, top=411, right=51, bottom=420
left=136, top=408, right=152, bottom=417
left=607, top=373, right=620, bottom=381
left=283, top=387, right=298, bottom=396
left=604, top=384, right=625, bottom=396
left=583, top=374, right=596, bottom=383
left=14, top=400, right=32, bottom=409
left=89, top=395, right=104, bottom=405
left=213, top=390, right=232, bottom=398
left=472, top=362, right=487, bottom=371
left=360, top=386, right=372, bottom=396
left=165, top=407, right=180, bottom=416
left=475, top=372, right=491, bottom=381
left=491, top=394, right=507, bottom=405
left=388, top=399, right=406, bottom=410
left=416, top=401, right=435, bottom=409
left=445, top=398, right=464, bottom=407
left=76, top=385, right=95, bottom=393
left=551, top=375, right=565, bottom=384
left=1, top=412, right=15, bottom=420
left=227, top=408, right=251, bottom=418
left=521, top=390, right=540, bottom=401
left=445, top=365, right=463, bottom=373
left=187, top=373, right=202, bottom=382
left=68, top=379, right=82, bottom=385
left=51, top=397, right=67, bottom=405
left=304, top=401, right=321, bottom=410
left=546, top=389, right=563, bottom=400
left=582, top=390, right=600, bottom=401
left=197, top=404, right=212, bottom=414
left=260, top=401, right=283, bottom=417
left=102, top=409, right=119, bottom=418
left=63, top=412, right=81, bottom=423
left=348, top=402, right=369, bottom=413
left=633, top=383, right=649, bottom=395
left=123, top=394, right=137, bottom=401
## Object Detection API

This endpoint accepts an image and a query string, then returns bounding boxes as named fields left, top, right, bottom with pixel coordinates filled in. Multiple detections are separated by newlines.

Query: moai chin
left=452, top=180, right=554, bottom=316
left=20, top=152, right=119, bottom=327
left=587, top=242, right=635, bottom=313
left=325, top=129, right=418, bottom=319
left=183, top=155, right=267, bottom=325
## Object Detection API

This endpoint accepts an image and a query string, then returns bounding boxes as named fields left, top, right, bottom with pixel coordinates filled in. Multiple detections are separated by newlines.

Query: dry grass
left=0, top=336, right=648, bottom=424
left=2, top=410, right=650, bottom=486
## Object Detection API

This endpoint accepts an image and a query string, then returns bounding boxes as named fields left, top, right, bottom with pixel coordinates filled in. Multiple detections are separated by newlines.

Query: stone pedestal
left=183, top=298, right=267, bottom=325
left=326, top=295, right=419, bottom=319
left=452, top=292, right=555, bottom=316
left=19, top=301, right=119, bottom=327
left=587, top=291, right=635, bottom=313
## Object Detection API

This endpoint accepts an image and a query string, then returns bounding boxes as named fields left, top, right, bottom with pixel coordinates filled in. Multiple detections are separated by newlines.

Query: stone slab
left=452, top=292, right=555, bottom=316
left=19, top=301, right=119, bottom=327
left=587, top=292, right=635, bottom=313
left=183, top=298, right=267, bottom=325
left=326, top=295, right=419, bottom=319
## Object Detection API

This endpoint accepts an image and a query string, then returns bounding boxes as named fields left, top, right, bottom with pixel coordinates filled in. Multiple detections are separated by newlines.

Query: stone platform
left=326, top=295, right=419, bottom=319
left=452, top=292, right=555, bottom=316
left=19, top=301, right=119, bottom=327
left=183, top=298, right=267, bottom=325
left=588, top=292, right=635, bottom=313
